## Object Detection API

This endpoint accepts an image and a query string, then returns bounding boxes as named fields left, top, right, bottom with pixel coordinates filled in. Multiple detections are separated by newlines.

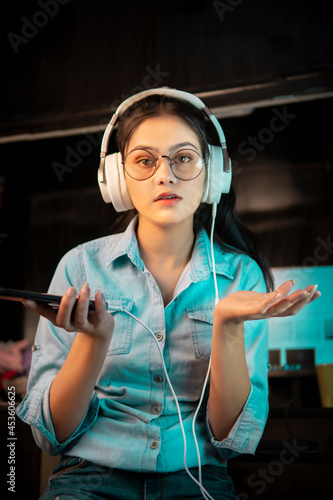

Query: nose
left=154, top=155, right=176, bottom=183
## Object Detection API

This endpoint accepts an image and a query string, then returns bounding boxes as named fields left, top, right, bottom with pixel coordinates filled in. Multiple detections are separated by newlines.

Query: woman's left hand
left=214, top=279, right=321, bottom=325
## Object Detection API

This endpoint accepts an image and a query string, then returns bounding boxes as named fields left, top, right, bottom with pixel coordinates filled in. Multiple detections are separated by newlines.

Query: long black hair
left=113, top=94, right=274, bottom=291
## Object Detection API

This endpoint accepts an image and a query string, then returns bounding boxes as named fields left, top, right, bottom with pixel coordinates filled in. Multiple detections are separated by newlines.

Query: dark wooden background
left=0, top=3, right=332, bottom=499
left=0, top=0, right=333, bottom=340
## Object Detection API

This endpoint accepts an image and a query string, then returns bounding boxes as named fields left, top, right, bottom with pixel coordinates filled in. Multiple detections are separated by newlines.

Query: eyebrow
left=130, top=142, right=200, bottom=153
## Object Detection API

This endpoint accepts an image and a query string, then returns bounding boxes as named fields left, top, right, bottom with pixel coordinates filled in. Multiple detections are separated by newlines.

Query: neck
left=136, top=217, right=195, bottom=270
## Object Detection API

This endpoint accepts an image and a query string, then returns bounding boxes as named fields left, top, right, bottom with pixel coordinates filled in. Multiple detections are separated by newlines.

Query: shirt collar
left=106, top=215, right=234, bottom=281
left=106, top=216, right=145, bottom=271
left=188, top=227, right=234, bottom=282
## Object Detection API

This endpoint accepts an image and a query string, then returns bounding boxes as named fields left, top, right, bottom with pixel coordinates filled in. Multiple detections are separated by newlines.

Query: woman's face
left=124, top=114, right=206, bottom=229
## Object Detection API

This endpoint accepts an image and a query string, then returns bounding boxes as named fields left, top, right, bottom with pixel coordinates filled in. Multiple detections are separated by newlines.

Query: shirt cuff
left=16, top=379, right=100, bottom=455
left=205, top=382, right=268, bottom=459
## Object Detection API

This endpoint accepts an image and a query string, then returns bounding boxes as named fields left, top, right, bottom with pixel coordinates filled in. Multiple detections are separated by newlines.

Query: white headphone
left=98, top=88, right=232, bottom=212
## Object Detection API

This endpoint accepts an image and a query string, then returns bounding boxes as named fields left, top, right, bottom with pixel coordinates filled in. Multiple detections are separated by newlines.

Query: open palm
left=215, top=280, right=320, bottom=325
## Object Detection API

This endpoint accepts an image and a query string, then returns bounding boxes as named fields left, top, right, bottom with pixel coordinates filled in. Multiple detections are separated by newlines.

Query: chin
left=155, top=212, right=194, bottom=228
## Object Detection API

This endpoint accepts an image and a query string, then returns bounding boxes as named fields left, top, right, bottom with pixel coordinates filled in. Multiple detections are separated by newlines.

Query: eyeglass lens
left=124, top=149, right=204, bottom=181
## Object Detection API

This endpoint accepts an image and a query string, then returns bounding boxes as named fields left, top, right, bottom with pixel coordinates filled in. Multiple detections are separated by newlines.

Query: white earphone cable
left=190, top=203, right=219, bottom=499
left=118, top=204, right=219, bottom=500
left=210, top=203, right=219, bottom=307
left=121, top=309, right=214, bottom=499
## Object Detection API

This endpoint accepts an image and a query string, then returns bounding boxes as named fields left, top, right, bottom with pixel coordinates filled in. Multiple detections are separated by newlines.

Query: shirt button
left=154, top=376, right=162, bottom=383
left=151, top=441, right=159, bottom=449
left=152, top=405, right=160, bottom=414
left=31, top=344, right=37, bottom=351
left=155, top=333, right=163, bottom=341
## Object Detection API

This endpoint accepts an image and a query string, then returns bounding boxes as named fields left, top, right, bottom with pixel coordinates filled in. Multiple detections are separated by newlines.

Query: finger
left=260, top=284, right=301, bottom=312
left=271, top=285, right=319, bottom=317
left=12, top=338, right=30, bottom=350
left=266, top=289, right=310, bottom=316
left=268, top=282, right=318, bottom=311
left=56, top=287, right=78, bottom=329
left=72, top=282, right=91, bottom=326
left=23, top=300, right=59, bottom=323
left=304, top=284, right=319, bottom=294
left=309, top=290, right=321, bottom=302
left=301, top=285, right=321, bottom=303
left=259, top=290, right=285, bottom=312
left=275, top=279, right=295, bottom=297
left=91, top=290, right=108, bottom=324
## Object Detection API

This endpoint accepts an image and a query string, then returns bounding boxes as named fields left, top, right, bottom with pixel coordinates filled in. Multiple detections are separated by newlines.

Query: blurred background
left=0, top=0, right=332, bottom=498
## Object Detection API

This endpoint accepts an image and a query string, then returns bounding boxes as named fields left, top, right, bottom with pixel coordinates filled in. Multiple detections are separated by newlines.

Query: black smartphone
left=0, top=287, right=98, bottom=314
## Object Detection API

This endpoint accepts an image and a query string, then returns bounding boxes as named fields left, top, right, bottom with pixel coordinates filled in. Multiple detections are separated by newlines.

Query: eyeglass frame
left=121, top=147, right=205, bottom=181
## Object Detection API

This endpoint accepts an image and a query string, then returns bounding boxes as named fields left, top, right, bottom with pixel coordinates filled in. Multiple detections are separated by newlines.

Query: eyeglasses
left=122, top=148, right=205, bottom=181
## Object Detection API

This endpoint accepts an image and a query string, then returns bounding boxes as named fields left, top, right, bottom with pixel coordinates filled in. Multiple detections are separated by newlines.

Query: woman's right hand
left=25, top=283, right=115, bottom=443
left=23, top=282, right=115, bottom=340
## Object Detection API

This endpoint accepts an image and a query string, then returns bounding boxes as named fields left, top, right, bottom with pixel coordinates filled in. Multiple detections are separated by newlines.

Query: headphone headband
left=98, top=87, right=232, bottom=210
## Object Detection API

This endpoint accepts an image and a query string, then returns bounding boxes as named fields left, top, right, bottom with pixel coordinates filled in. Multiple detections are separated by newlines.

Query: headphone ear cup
left=102, top=153, right=134, bottom=212
left=202, top=145, right=232, bottom=204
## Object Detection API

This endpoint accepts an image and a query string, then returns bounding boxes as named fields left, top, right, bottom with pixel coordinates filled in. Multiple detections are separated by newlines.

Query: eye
left=175, top=154, right=191, bottom=164
left=128, top=150, right=155, bottom=168
left=173, top=149, right=198, bottom=165
left=137, top=157, right=154, bottom=167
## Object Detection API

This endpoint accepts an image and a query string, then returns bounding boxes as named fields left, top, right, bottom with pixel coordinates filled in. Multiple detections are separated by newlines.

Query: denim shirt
left=17, top=217, right=269, bottom=473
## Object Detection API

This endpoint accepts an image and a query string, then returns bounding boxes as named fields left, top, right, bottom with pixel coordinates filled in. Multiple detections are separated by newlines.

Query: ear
left=101, top=153, right=134, bottom=211
left=202, top=145, right=232, bottom=204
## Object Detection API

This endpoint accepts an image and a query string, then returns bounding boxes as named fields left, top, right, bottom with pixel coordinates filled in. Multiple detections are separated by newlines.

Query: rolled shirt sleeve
left=16, top=249, right=100, bottom=455
left=205, top=256, right=269, bottom=459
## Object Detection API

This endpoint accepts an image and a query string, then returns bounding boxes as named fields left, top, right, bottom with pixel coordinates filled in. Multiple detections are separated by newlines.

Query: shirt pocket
left=187, top=306, right=215, bottom=361
left=102, top=294, right=135, bottom=356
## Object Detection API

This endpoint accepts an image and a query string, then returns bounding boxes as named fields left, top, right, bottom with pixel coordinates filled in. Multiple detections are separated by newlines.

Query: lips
left=154, top=192, right=181, bottom=202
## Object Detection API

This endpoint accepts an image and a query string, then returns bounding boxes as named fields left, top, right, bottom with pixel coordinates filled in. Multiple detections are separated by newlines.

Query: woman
left=17, top=88, right=320, bottom=500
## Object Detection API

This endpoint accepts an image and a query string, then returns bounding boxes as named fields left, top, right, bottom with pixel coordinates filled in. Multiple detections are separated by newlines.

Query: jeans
left=40, top=456, right=238, bottom=500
